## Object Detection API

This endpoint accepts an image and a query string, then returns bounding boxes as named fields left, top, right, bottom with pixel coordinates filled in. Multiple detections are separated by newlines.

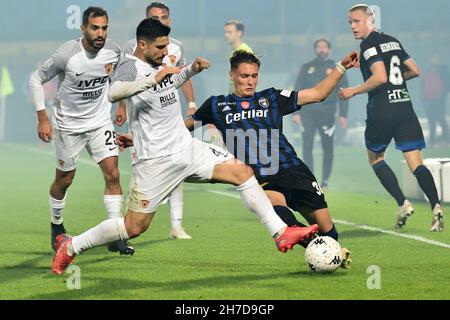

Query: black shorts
left=258, top=162, right=328, bottom=213
left=365, top=102, right=426, bottom=153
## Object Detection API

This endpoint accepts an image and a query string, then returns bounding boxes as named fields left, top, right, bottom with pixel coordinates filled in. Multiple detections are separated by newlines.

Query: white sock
left=169, top=183, right=184, bottom=230
left=104, top=195, right=124, bottom=219
left=236, top=176, right=287, bottom=237
left=49, top=194, right=66, bottom=225
left=71, top=218, right=129, bottom=255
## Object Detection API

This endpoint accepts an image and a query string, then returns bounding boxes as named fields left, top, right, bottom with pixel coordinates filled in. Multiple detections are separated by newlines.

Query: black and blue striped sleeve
left=192, top=97, right=214, bottom=124
left=276, top=89, right=300, bottom=116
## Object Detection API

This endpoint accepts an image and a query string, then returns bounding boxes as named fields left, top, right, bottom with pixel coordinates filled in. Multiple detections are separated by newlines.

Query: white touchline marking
left=207, top=190, right=450, bottom=249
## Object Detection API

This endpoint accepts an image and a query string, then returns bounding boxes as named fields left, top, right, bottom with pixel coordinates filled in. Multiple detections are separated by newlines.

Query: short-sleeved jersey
left=112, top=54, right=192, bottom=160
left=122, top=37, right=186, bottom=67
left=360, top=31, right=412, bottom=108
left=193, top=88, right=302, bottom=178
left=37, top=38, right=121, bottom=132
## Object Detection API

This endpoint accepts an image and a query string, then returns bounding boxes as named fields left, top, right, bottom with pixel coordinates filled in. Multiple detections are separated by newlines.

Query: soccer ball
left=305, top=236, right=343, bottom=273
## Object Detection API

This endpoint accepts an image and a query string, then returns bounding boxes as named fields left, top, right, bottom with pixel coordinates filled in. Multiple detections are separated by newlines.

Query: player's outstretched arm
left=298, top=51, right=358, bottom=107
left=403, top=58, right=421, bottom=81
left=108, top=66, right=181, bottom=103
left=339, top=61, right=387, bottom=100
left=171, top=58, right=210, bottom=90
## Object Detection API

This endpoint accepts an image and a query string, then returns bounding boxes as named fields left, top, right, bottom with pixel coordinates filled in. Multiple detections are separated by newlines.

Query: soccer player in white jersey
left=29, top=7, right=133, bottom=255
left=51, top=18, right=319, bottom=275
left=118, top=2, right=196, bottom=240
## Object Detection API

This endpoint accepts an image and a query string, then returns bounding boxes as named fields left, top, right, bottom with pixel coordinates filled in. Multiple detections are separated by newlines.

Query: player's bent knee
left=235, top=165, right=254, bottom=184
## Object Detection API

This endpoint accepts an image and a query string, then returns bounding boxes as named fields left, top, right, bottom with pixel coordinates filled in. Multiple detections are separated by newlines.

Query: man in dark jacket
left=292, top=39, right=349, bottom=190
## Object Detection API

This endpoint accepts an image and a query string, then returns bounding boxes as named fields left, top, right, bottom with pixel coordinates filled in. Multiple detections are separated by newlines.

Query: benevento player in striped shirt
left=186, top=50, right=359, bottom=268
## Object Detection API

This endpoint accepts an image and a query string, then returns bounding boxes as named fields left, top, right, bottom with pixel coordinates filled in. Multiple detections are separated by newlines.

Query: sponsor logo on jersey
left=241, top=101, right=250, bottom=110
left=222, top=106, right=232, bottom=112
left=380, top=42, right=401, bottom=53
left=160, top=92, right=177, bottom=108
left=104, top=63, right=113, bottom=75
left=363, top=47, right=378, bottom=60
left=307, top=66, right=315, bottom=74
left=258, top=97, right=269, bottom=108
left=77, top=76, right=109, bottom=89
left=226, top=109, right=269, bottom=124
left=152, top=76, right=175, bottom=94
left=388, top=88, right=411, bottom=104
left=82, top=88, right=103, bottom=100
left=218, top=102, right=236, bottom=107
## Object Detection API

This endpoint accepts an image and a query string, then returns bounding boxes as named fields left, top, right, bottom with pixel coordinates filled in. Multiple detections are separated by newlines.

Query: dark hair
left=82, top=6, right=108, bottom=26
left=314, top=38, right=331, bottom=49
left=146, top=2, right=170, bottom=17
left=225, top=20, right=245, bottom=33
left=230, top=50, right=261, bottom=70
left=136, top=18, right=171, bottom=42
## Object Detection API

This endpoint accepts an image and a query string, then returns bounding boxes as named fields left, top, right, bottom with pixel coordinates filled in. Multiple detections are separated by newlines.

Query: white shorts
left=128, top=139, right=233, bottom=214
left=52, top=123, right=119, bottom=172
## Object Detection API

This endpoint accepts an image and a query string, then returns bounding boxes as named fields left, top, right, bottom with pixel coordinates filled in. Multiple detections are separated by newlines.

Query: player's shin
left=49, top=194, right=66, bottom=225
left=169, top=183, right=184, bottom=230
left=413, top=165, right=440, bottom=210
left=320, top=224, right=339, bottom=241
left=71, top=218, right=129, bottom=256
left=273, top=206, right=306, bottom=227
left=104, top=195, right=124, bottom=219
left=236, top=176, right=287, bottom=237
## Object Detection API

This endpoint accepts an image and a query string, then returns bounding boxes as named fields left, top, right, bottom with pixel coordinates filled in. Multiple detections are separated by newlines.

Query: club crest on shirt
left=140, top=200, right=150, bottom=209
left=258, top=97, right=269, bottom=108
left=169, top=55, right=177, bottom=66
left=241, top=101, right=250, bottom=110
left=308, top=66, right=315, bottom=74
left=104, top=63, right=113, bottom=75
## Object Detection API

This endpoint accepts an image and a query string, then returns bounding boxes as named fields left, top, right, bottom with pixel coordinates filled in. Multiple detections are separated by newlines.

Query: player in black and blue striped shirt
left=188, top=50, right=357, bottom=261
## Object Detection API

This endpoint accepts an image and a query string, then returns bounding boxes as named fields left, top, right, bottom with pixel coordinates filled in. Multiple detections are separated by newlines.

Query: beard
left=87, top=36, right=106, bottom=50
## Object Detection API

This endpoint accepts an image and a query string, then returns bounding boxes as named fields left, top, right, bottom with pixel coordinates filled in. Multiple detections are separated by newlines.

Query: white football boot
left=395, top=200, right=415, bottom=229
left=170, top=227, right=192, bottom=240
left=430, top=204, right=444, bottom=232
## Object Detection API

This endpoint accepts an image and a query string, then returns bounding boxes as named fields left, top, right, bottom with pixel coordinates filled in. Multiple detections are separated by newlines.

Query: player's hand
left=339, top=116, right=348, bottom=129
left=187, top=102, right=197, bottom=117
left=340, top=51, right=359, bottom=70
left=192, top=57, right=210, bottom=73
left=155, top=66, right=181, bottom=84
left=38, top=119, right=53, bottom=143
left=116, top=133, right=134, bottom=151
left=114, top=101, right=127, bottom=126
left=292, top=114, right=302, bottom=125
left=338, top=87, right=356, bottom=100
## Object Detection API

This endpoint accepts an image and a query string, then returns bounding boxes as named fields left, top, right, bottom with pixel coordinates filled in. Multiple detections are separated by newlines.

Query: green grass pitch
left=0, top=143, right=449, bottom=300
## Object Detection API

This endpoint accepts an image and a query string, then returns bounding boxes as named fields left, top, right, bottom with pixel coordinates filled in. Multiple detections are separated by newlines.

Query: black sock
left=51, top=222, right=66, bottom=233
left=319, top=224, right=338, bottom=241
left=414, top=165, right=440, bottom=209
left=372, top=161, right=406, bottom=206
left=273, top=206, right=306, bottom=227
